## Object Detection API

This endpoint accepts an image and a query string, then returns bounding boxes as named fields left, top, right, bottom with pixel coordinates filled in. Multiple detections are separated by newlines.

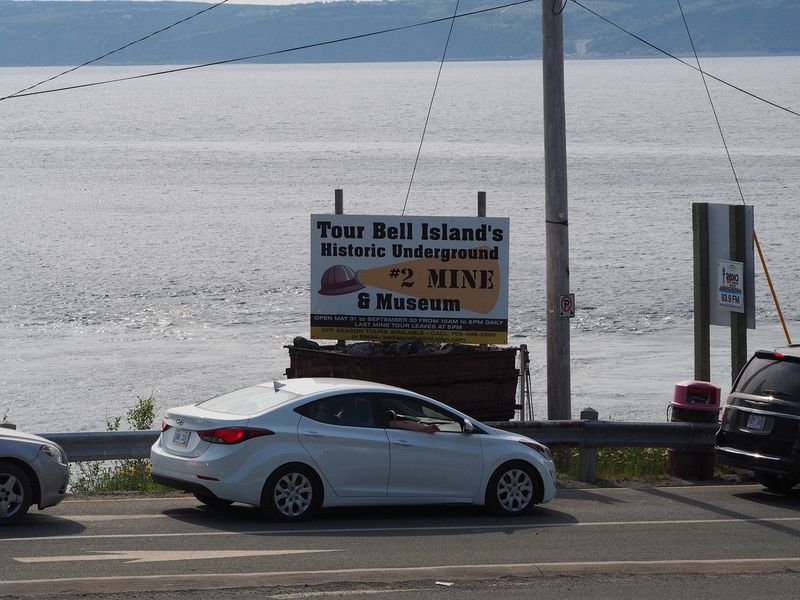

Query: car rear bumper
left=716, top=445, right=800, bottom=477
left=150, top=473, right=217, bottom=498
left=150, top=438, right=270, bottom=505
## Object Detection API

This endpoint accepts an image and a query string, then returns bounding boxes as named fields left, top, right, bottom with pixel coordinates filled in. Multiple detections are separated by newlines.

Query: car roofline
left=261, top=377, right=423, bottom=396
left=263, top=377, right=483, bottom=425
left=756, top=346, right=800, bottom=360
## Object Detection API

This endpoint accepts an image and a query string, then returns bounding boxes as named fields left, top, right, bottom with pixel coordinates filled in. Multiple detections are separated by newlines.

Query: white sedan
left=151, top=378, right=556, bottom=521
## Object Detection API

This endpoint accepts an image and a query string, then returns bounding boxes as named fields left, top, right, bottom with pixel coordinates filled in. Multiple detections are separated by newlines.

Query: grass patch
left=555, top=447, right=669, bottom=481
left=554, top=446, right=747, bottom=483
left=71, top=394, right=172, bottom=494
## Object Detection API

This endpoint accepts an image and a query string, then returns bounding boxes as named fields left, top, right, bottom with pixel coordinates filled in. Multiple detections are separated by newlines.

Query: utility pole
left=542, top=0, right=571, bottom=420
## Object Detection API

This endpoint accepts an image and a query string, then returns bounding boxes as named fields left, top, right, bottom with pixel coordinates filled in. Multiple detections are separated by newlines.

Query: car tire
left=755, top=472, right=799, bottom=494
left=193, top=492, right=234, bottom=509
left=0, top=462, right=33, bottom=526
left=485, top=460, right=541, bottom=517
left=261, top=463, right=323, bottom=522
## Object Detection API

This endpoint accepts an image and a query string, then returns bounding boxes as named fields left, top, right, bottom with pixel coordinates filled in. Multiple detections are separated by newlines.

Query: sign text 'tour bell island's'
left=310, top=215, right=510, bottom=345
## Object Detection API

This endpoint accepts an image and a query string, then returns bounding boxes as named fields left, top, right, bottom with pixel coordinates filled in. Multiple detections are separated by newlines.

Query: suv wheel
left=755, top=472, right=799, bottom=494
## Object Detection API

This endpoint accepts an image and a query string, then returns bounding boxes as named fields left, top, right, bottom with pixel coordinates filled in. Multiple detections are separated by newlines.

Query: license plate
left=746, top=414, right=766, bottom=430
left=173, top=428, right=191, bottom=447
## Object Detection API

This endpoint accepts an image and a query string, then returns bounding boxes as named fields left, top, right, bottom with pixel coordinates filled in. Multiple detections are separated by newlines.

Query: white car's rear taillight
left=196, top=427, right=274, bottom=444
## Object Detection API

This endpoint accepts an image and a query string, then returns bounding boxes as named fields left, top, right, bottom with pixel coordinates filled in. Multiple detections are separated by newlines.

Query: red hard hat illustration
left=318, top=264, right=365, bottom=296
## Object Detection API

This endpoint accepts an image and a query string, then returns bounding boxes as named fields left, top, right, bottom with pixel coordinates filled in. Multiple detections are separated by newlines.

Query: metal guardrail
left=41, top=431, right=159, bottom=462
left=496, top=420, right=718, bottom=449
left=39, top=420, right=719, bottom=462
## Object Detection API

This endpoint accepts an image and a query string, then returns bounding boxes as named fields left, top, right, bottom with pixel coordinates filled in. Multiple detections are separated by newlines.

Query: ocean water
left=2, top=57, right=799, bottom=431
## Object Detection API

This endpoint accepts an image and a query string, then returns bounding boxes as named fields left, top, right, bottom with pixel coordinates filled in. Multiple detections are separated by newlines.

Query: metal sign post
left=693, top=202, right=755, bottom=384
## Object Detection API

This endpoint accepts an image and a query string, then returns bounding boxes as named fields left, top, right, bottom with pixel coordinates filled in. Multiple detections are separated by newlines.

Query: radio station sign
left=717, top=260, right=744, bottom=313
left=310, top=214, right=510, bottom=344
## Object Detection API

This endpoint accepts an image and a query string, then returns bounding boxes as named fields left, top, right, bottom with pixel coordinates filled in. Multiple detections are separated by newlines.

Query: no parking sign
left=559, top=293, right=575, bottom=319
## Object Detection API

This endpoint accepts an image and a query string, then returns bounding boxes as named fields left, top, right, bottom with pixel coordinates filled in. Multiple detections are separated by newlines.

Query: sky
left=222, top=0, right=344, bottom=3
left=32, top=0, right=388, bottom=4
left=141, top=0, right=375, bottom=4
left=38, top=0, right=376, bottom=4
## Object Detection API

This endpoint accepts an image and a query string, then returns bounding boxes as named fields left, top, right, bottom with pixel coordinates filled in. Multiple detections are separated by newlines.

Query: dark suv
left=716, top=347, right=800, bottom=493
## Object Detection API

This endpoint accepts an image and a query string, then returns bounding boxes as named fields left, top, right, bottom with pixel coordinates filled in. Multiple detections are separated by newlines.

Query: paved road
left=2, top=484, right=799, bottom=598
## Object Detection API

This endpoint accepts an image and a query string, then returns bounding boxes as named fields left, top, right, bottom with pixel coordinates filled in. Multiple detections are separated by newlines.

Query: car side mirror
left=462, top=418, right=474, bottom=433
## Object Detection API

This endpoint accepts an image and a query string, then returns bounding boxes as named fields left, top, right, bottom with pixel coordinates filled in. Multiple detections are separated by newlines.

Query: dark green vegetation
left=1, top=0, right=798, bottom=66
left=556, top=447, right=671, bottom=480
left=71, top=394, right=169, bottom=494
left=555, top=446, right=745, bottom=483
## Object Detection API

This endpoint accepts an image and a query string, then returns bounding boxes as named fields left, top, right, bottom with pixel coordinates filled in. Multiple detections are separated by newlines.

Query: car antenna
left=273, top=380, right=285, bottom=392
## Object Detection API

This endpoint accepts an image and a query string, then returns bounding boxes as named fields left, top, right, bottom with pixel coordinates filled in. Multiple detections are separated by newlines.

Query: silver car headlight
left=40, top=444, right=67, bottom=465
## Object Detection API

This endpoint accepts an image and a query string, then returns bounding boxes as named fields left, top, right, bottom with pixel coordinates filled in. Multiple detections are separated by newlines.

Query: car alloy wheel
left=0, top=462, right=33, bottom=526
left=486, top=461, right=541, bottom=516
left=262, top=463, right=322, bottom=522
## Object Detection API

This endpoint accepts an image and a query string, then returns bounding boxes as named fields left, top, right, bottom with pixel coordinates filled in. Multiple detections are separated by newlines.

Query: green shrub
left=555, top=446, right=669, bottom=480
left=71, top=394, right=169, bottom=494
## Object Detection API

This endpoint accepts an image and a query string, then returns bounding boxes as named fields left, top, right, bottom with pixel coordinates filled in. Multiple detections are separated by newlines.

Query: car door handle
left=393, top=440, right=413, bottom=447
left=304, top=431, right=325, bottom=438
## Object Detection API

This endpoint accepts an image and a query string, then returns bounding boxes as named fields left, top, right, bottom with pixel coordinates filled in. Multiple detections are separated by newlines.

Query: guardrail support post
left=578, top=407, right=598, bottom=483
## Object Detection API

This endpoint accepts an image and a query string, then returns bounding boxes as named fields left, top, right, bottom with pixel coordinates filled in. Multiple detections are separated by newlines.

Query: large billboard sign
left=310, top=214, right=510, bottom=344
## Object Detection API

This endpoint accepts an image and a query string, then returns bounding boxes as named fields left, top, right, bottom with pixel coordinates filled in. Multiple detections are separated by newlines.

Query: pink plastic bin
left=671, top=380, right=721, bottom=413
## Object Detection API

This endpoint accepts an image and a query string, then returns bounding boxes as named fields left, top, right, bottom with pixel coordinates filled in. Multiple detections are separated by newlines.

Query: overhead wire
left=2, top=0, right=231, bottom=101
left=3, top=0, right=799, bottom=124
left=676, top=0, right=792, bottom=344
left=569, top=0, right=800, bottom=119
left=0, top=0, right=537, bottom=102
left=676, top=0, right=746, bottom=206
left=401, top=0, right=461, bottom=216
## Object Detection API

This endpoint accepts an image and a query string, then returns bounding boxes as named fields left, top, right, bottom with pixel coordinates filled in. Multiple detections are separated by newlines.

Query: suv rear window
left=734, top=355, right=800, bottom=400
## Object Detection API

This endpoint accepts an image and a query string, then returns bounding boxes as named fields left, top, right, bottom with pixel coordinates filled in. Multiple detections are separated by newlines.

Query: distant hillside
left=0, top=0, right=798, bottom=66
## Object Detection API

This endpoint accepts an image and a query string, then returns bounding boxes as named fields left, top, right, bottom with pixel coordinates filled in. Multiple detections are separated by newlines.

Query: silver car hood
left=0, top=426, right=53, bottom=445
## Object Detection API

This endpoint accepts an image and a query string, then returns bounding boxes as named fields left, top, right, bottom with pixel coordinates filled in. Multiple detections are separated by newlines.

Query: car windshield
left=197, top=386, right=299, bottom=415
left=734, top=356, right=800, bottom=401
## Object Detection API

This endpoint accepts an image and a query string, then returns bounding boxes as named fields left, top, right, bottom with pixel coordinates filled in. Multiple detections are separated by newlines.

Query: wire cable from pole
left=677, top=0, right=792, bottom=345
left=5, top=0, right=799, bottom=125
left=676, top=0, right=746, bottom=205
left=570, top=0, right=800, bottom=119
left=401, top=0, right=461, bottom=216
left=1, top=0, right=535, bottom=102
left=3, top=0, right=231, bottom=101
